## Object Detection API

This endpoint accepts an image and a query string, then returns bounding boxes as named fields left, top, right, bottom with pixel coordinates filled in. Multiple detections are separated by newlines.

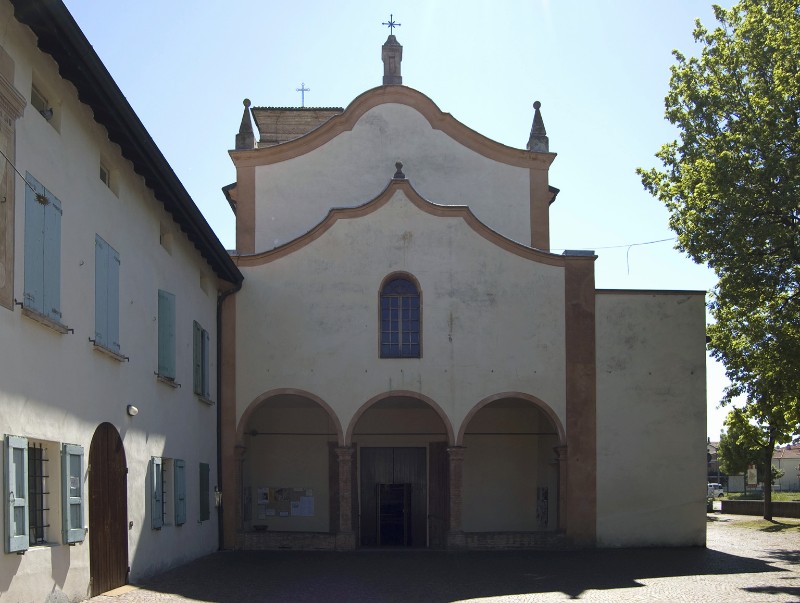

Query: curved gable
left=231, top=86, right=554, bottom=169
left=234, top=179, right=567, bottom=268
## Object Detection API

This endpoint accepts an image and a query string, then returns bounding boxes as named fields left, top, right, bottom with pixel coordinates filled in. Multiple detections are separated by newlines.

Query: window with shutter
left=151, top=457, right=163, bottom=529
left=174, top=459, right=186, bottom=526
left=157, top=290, right=176, bottom=380
left=23, top=173, right=62, bottom=323
left=4, top=435, right=29, bottom=553
left=61, top=443, right=85, bottom=544
left=193, top=321, right=211, bottom=399
left=94, top=235, right=121, bottom=354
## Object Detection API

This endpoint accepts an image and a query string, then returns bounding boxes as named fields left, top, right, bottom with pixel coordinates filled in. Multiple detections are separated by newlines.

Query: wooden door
left=360, top=447, right=426, bottom=547
left=89, top=423, right=128, bottom=596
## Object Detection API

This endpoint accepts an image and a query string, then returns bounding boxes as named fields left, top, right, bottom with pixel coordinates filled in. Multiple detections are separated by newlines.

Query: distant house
left=773, top=446, right=800, bottom=492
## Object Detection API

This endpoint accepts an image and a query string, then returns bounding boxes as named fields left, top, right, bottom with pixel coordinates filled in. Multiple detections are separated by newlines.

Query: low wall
left=720, top=500, right=800, bottom=518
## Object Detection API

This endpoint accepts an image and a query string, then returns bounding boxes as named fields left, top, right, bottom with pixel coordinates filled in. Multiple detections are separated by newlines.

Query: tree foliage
left=638, top=0, right=800, bottom=429
left=638, top=0, right=800, bottom=517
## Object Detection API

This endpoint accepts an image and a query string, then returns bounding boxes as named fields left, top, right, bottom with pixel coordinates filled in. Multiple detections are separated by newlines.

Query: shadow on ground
left=135, top=547, right=782, bottom=602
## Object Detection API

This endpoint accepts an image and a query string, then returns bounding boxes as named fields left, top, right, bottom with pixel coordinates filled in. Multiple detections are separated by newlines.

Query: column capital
left=447, top=446, right=466, bottom=461
left=335, top=446, right=354, bottom=462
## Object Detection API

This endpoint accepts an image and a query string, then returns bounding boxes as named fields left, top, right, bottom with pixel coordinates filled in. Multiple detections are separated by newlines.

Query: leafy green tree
left=637, top=0, right=800, bottom=518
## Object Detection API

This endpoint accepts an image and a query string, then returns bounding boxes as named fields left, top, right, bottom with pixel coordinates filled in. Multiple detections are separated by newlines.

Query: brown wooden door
left=360, top=447, right=426, bottom=547
left=89, top=423, right=128, bottom=596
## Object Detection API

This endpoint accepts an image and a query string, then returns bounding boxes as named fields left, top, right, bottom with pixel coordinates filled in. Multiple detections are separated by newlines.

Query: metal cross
left=296, top=82, right=310, bottom=107
left=382, top=14, right=401, bottom=33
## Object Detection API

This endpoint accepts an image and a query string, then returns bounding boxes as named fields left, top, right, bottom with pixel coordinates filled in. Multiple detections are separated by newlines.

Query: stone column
left=446, top=446, right=466, bottom=548
left=335, top=446, right=356, bottom=550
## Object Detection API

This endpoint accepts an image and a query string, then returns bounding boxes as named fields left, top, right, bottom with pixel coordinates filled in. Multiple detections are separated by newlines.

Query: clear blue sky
left=62, top=0, right=735, bottom=439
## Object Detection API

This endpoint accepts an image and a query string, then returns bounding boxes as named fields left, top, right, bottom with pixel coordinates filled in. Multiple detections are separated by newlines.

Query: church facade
left=220, top=35, right=707, bottom=551
left=1, top=4, right=708, bottom=601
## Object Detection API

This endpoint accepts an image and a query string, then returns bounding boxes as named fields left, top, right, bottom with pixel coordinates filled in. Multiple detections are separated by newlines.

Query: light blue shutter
left=151, top=457, right=163, bottom=529
left=4, top=435, right=29, bottom=553
left=23, top=174, right=45, bottom=314
left=202, top=328, right=210, bottom=397
left=174, top=459, right=186, bottom=526
left=61, top=443, right=85, bottom=544
left=108, top=247, right=120, bottom=353
left=193, top=321, right=202, bottom=394
left=42, top=190, right=62, bottom=322
left=95, top=236, right=108, bottom=348
left=157, top=290, right=176, bottom=379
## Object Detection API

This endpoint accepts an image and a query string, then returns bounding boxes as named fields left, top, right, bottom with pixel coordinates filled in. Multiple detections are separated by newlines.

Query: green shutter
left=95, top=236, right=108, bottom=347
left=151, top=457, right=163, bottom=529
left=193, top=321, right=202, bottom=394
left=4, top=435, right=29, bottom=553
left=23, top=174, right=45, bottom=314
left=157, top=290, right=176, bottom=379
left=174, top=459, right=186, bottom=526
left=199, top=463, right=210, bottom=522
left=42, top=191, right=62, bottom=322
left=61, top=443, right=85, bottom=544
left=202, top=328, right=210, bottom=398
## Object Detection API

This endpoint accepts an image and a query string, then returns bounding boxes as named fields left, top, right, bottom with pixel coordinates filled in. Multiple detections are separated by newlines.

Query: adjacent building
left=0, top=1, right=242, bottom=600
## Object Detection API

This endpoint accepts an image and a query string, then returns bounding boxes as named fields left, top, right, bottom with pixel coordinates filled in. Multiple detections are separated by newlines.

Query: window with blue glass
left=380, top=277, right=421, bottom=358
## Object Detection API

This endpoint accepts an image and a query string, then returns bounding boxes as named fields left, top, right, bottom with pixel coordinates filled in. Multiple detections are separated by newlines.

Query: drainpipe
left=216, top=281, right=241, bottom=551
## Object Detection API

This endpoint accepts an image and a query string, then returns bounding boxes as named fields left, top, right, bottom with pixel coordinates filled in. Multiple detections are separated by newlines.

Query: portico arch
left=237, top=389, right=344, bottom=543
left=458, top=393, right=564, bottom=544
left=348, top=391, right=454, bottom=548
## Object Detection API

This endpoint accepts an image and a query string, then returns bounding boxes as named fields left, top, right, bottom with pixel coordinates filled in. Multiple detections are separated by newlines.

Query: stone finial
left=235, top=98, right=255, bottom=150
left=526, top=100, right=549, bottom=152
left=393, top=161, right=405, bottom=179
left=382, top=35, right=403, bottom=85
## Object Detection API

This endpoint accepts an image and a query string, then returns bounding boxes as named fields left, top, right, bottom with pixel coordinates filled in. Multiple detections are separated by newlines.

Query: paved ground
left=89, top=514, right=800, bottom=603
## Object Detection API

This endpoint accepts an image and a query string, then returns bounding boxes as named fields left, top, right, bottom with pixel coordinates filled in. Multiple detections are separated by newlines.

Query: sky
left=61, top=0, right=736, bottom=439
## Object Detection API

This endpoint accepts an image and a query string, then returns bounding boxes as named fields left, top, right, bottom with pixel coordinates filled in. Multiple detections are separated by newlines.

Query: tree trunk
left=762, top=433, right=775, bottom=521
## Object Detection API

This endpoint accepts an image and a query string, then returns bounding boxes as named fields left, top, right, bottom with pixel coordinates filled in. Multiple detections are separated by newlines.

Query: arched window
left=380, top=276, right=421, bottom=358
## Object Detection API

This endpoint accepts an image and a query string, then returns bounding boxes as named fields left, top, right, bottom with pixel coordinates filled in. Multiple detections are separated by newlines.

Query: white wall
left=236, top=189, right=567, bottom=438
left=595, top=291, right=707, bottom=547
left=0, top=5, right=221, bottom=600
left=254, top=103, right=531, bottom=251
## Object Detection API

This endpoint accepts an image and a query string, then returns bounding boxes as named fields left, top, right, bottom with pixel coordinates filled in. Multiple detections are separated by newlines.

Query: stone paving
left=89, top=514, right=800, bottom=603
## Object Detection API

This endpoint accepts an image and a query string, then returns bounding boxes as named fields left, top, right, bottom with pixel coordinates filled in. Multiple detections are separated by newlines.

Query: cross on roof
left=382, top=14, right=401, bottom=34
left=296, top=82, right=310, bottom=107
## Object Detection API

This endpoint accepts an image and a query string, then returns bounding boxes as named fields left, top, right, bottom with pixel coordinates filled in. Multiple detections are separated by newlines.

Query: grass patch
left=724, top=491, right=800, bottom=502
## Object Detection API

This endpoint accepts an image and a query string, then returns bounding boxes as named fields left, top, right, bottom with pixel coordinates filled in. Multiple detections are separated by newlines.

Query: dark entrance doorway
left=360, top=447, right=426, bottom=547
left=89, top=423, right=128, bottom=596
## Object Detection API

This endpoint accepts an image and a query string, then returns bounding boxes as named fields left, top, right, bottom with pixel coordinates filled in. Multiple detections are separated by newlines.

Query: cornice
left=233, top=179, right=570, bottom=268
left=229, top=86, right=557, bottom=170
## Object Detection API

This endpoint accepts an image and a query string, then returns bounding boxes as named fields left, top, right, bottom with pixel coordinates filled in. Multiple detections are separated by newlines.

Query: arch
left=237, top=388, right=345, bottom=446
left=457, top=391, right=565, bottom=446
left=345, top=390, right=455, bottom=446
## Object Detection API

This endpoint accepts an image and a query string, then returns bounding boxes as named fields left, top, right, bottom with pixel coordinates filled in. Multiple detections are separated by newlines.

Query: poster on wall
left=257, top=487, right=315, bottom=517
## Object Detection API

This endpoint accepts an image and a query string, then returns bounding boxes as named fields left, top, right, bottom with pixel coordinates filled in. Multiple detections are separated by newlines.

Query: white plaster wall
left=595, top=292, right=707, bottom=547
left=254, top=103, right=531, bottom=250
left=0, top=8, right=220, bottom=600
left=236, top=190, right=567, bottom=440
left=462, top=404, right=558, bottom=532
